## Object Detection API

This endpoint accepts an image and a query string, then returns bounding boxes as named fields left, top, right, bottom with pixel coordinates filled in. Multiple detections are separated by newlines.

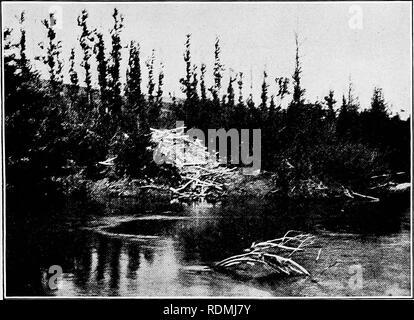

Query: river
left=6, top=196, right=411, bottom=297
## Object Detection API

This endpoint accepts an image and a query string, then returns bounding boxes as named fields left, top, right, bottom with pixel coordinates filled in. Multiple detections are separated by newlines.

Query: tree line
left=4, top=9, right=410, bottom=198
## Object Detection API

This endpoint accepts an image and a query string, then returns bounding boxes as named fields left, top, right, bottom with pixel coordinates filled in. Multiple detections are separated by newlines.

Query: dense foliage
left=4, top=10, right=410, bottom=199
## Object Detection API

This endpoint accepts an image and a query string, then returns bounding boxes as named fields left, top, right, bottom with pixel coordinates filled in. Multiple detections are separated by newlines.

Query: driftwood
left=388, top=182, right=411, bottom=194
left=343, top=188, right=380, bottom=202
left=351, top=191, right=380, bottom=202
left=370, top=172, right=406, bottom=180
left=150, top=126, right=238, bottom=201
left=98, top=156, right=117, bottom=166
left=214, top=231, right=315, bottom=279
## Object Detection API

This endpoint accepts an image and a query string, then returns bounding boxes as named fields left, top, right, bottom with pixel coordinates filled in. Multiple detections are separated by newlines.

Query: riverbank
left=58, top=169, right=410, bottom=206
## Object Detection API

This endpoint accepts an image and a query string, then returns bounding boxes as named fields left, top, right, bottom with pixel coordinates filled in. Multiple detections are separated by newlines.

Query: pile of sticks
left=150, top=126, right=237, bottom=201
left=214, top=231, right=315, bottom=278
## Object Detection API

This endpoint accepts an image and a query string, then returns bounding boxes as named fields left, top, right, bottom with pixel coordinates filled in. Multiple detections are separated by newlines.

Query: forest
left=3, top=9, right=411, bottom=203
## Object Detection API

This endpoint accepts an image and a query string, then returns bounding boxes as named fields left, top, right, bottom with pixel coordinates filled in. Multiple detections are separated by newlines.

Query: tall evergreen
left=94, top=31, right=109, bottom=112
left=77, top=10, right=94, bottom=102
left=361, top=87, right=389, bottom=147
left=275, top=76, right=290, bottom=105
left=147, top=62, right=164, bottom=127
left=156, top=63, right=164, bottom=103
left=179, top=35, right=199, bottom=127
left=260, top=70, right=269, bottom=117
left=227, top=74, right=236, bottom=108
left=180, top=34, right=193, bottom=101
left=200, top=63, right=207, bottom=102
left=68, top=48, right=79, bottom=104
left=369, top=87, right=388, bottom=118
left=223, top=73, right=236, bottom=128
left=210, top=36, right=224, bottom=103
left=39, top=14, right=64, bottom=89
left=146, top=49, right=156, bottom=104
left=125, top=40, right=143, bottom=106
left=291, top=33, right=305, bottom=106
left=324, top=90, right=336, bottom=121
left=108, top=8, right=124, bottom=116
left=16, top=12, right=32, bottom=80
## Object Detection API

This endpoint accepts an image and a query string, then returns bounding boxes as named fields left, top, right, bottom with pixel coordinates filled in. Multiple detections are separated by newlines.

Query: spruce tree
left=146, top=49, right=156, bottom=104
left=275, top=76, right=290, bottom=105
left=39, top=14, right=64, bottom=89
left=77, top=9, right=95, bottom=102
left=68, top=47, right=79, bottom=104
left=227, top=74, right=236, bottom=107
left=147, top=62, right=164, bottom=127
left=324, top=90, right=336, bottom=121
left=208, top=37, right=224, bottom=127
left=369, top=87, right=387, bottom=117
left=225, top=74, right=236, bottom=128
left=346, top=79, right=360, bottom=113
left=260, top=70, right=269, bottom=118
left=179, top=35, right=199, bottom=127
left=125, top=40, right=142, bottom=106
left=180, top=34, right=192, bottom=101
left=210, top=36, right=224, bottom=103
left=291, top=33, right=305, bottom=106
left=108, top=8, right=124, bottom=116
left=17, top=12, right=31, bottom=80
left=156, top=62, right=164, bottom=103
left=94, top=31, right=109, bottom=113
left=200, top=63, right=207, bottom=102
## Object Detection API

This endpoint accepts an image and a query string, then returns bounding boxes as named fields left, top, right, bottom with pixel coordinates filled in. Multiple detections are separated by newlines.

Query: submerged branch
left=214, top=231, right=314, bottom=279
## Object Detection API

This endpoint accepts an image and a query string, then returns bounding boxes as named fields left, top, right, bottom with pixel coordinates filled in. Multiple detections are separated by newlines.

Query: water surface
left=6, top=197, right=411, bottom=297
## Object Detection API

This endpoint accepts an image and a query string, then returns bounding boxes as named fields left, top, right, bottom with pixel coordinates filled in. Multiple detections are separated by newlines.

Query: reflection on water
left=6, top=197, right=411, bottom=297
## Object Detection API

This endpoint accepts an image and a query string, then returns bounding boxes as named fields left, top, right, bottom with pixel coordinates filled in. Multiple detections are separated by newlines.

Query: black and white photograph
left=0, top=1, right=412, bottom=302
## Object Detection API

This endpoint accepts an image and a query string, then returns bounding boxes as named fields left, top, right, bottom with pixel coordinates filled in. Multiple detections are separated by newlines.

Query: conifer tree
left=369, top=87, right=387, bottom=117
left=227, top=74, right=236, bottom=108
left=156, top=63, right=164, bottom=103
left=38, top=14, right=64, bottom=89
left=361, top=87, right=389, bottom=147
left=337, top=94, right=358, bottom=140
left=179, top=35, right=199, bottom=126
left=77, top=10, right=95, bottom=101
left=260, top=70, right=269, bottom=117
left=324, top=90, right=336, bottom=121
left=108, top=8, right=124, bottom=116
left=247, top=92, right=256, bottom=127
left=275, top=76, right=290, bottom=105
left=146, top=62, right=164, bottom=127
left=292, top=34, right=305, bottom=105
left=125, top=40, right=142, bottom=106
left=17, top=12, right=31, bottom=80
left=191, top=64, right=199, bottom=102
left=346, top=79, right=359, bottom=113
left=210, top=36, right=224, bottom=103
left=237, top=72, right=244, bottom=106
left=232, top=72, right=246, bottom=128
left=200, top=63, right=207, bottom=101
left=94, top=31, right=109, bottom=111
left=146, top=49, right=156, bottom=104
left=269, top=95, right=276, bottom=120
left=180, top=34, right=193, bottom=102
left=224, top=74, right=236, bottom=128
left=68, top=47, right=79, bottom=104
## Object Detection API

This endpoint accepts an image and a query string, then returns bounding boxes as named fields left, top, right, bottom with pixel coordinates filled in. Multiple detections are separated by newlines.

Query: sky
left=2, top=1, right=412, bottom=117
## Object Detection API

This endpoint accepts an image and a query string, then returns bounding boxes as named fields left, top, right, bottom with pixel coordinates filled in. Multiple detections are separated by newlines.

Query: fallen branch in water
left=343, top=188, right=380, bottom=202
left=214, top=231, right=314, bottom=279
left=351, top=191, right=380, bottom=202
